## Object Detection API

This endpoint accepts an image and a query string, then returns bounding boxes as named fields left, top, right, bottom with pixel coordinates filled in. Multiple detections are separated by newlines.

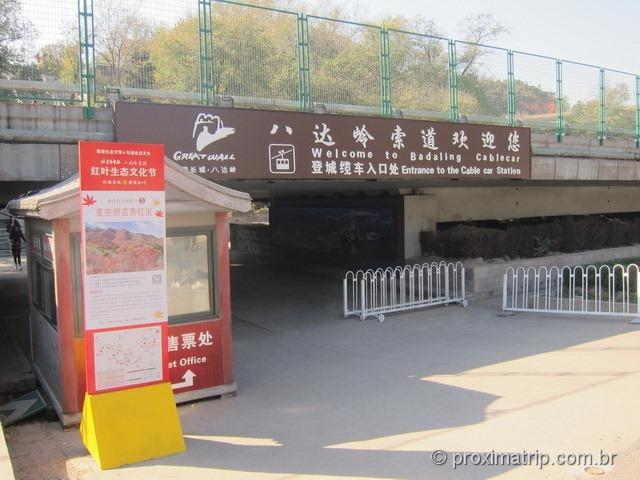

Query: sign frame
left=79, top=141, right=169, bottom=395
left=114, top=102, right=532, bottom=182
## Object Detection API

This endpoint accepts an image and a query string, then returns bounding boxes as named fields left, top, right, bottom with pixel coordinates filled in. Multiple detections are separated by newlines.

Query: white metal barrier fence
left=343, top=262, right=467, bottom=322
left=502, top=264, right=640, bottom=318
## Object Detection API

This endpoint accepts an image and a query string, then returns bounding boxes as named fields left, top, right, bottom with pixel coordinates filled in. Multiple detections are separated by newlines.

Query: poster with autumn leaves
left=85, top=221, right=164, bottom=274
left=79, top=141, right=169, bottom=394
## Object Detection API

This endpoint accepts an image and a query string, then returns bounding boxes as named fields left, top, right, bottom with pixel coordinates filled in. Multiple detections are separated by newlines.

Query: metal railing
left=502, top=264, right=640, bottom=318
left=1, top=0, right=640, bottom=143
left=343, top=261, right=467, bottom=322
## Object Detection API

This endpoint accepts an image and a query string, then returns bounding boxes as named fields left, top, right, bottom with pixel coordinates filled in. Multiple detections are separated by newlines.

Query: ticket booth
left=7, top=157, right=251, bottom=426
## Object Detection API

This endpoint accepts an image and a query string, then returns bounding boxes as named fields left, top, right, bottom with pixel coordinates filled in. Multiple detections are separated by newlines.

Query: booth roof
left=6, top=157, right=252, bottom=220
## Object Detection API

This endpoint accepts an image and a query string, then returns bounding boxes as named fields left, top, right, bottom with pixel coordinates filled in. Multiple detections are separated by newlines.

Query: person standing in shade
left=6, top=218, right=26, bottom=271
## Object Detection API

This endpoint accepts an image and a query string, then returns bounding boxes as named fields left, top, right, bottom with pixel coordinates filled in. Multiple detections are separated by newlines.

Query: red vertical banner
left=79, top=141, right=168, bottom=394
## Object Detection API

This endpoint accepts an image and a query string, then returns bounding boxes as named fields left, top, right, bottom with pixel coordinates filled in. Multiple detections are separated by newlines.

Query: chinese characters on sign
left=168, top=330, right=213, bottom=352
left=79, top=141, right=169, bottom=394
left=114, top=103, right=531, bottom=181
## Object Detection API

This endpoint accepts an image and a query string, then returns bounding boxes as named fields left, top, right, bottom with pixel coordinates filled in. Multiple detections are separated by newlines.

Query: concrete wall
left=414, top=185, right=640, bottom=224
left=0, top=143, right=76, bottom=181
left=0, top=104, right=112, bottom=189
left=2, top=104, right=640, bottom=185
left=531, top=132, right=640, bottom=182
left=230, top=223, right=272, bottom=256
left=3, top=103, right=640, bottom=261
left=0, top=104, right=112, bottom=134
left=403, top=195, right=437, bottom=259
left=466, top=244, right=640, bottom=298
left=403, top=185, right=640, bottom=259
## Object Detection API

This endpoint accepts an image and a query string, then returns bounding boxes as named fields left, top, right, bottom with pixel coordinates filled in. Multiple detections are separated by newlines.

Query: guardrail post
left=636, top=75, right=640, bottom=148
left=379, top=27, right=392, bottom=117
left=599, top=68, right=606, bottom=145
left=198, top=0, right=216, bottom=106
left=343, top=277, right=348, bottom=318
left=636, top=268, right=640, bottom=318
left=343, top=263, right=469, bottom=320
left=359, top=278, right=366, bottom=320
left=507, top=50, right=516, bottom=126
left=502, top=272, right=508, bottom=310
left=555, top=59, right=563, bottom=142
left=297, top=14, right=311, bottom=112
left=444, top=267, right=450, bottom=301
left=461, top=267, right=466, bottom=302
left=448, top=40, right=459, bottom=122
left=78, top=0, right=96, bottom=119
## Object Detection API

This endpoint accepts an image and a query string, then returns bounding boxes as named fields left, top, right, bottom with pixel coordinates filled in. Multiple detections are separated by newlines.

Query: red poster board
left=79, top=143, right=164, bottom=191
left=79, top=141, right=169, bottom=394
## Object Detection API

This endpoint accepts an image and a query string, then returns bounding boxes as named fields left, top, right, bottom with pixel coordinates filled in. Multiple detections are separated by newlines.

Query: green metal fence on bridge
left=1, top=0, right=639, bottom=146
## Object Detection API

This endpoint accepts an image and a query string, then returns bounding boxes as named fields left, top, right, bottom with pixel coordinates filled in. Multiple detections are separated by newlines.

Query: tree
left=19, top=0, right=574, bottom=129
left=150, top=16, right=198, bottom=93
left=308, top=17, right=381, bottom=106
left=37, top=40, right=78, bottom=83
left=384, top=15, right=449, bottom=113
left=567, top=84, right=635, bottom=134
left=94, top=0, right=153, bottom=88
left=457, top=13, right=508, bottom=77
left=0, top=0, right=33, bottom=73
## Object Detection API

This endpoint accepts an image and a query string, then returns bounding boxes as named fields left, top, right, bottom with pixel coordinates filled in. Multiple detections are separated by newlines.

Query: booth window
left=166, top=228, right=216, bottom=323
left=71, top=234, right=84, bottom=337
left=30, top=240, right=57, bottom=328
left=70, top=229, right=217, bottom=329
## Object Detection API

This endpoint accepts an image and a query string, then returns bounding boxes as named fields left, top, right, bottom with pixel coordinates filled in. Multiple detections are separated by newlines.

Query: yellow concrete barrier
left=80, top=382, right=185, bottom=469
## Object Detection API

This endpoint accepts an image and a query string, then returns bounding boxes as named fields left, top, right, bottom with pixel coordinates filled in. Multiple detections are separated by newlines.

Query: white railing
left=343, top=262, right=467, bottom=322
left=502, top=264, right=640, bottom=318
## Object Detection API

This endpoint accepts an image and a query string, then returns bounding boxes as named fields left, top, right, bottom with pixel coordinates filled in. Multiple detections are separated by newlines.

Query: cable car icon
left=269, top=144, right=296, bottom=174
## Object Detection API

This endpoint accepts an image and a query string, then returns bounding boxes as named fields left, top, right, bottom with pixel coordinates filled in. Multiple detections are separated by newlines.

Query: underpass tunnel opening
left=230, top=195, right=407, bottom=272
left=228, top=184, right=640, bottom=274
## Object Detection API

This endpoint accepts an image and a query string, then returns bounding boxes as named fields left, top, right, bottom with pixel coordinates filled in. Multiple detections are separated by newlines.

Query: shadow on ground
left=6, top=260, right=640, bottom=480
left=127, top=262, right=638, bottom=479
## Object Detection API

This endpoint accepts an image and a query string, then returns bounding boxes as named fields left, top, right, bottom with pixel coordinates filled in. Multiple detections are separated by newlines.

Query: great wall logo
left=192, top=113, right=235, bottom=152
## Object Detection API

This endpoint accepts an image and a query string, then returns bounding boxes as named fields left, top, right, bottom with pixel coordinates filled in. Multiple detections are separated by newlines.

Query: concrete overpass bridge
left=1, top=102, right=640, bottom=260
left=2, top=0, right=640, bottom=261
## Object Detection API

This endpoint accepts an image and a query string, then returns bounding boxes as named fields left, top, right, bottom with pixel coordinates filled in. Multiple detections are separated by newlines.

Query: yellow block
left=80, top=382, right=186, bottom=469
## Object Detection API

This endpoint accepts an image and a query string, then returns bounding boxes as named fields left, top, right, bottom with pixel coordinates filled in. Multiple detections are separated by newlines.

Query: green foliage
left=532, top=236, right=553, bottom=257
left=93, top=0, right=154, bottom=89
left=309, top=19, right=380, bottom=106
left=0, top=0, right=33, bottom=71
left=4, top=0, right=634, bottom=139
left=388, top=23, right=449, bottom=113
left=566, top=84, right=635, bottom=134
left=37, top=41, right=78, bottom=83
left=214, top=4, right=298, bottom=100
left=150, top=16, right=199, bottom=93
left=422, top=216, right=640, bottom=260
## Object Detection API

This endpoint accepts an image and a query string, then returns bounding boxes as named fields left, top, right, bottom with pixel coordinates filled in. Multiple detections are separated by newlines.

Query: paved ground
left=0, top=255, right=34, bottom=403
left=3, top=261, right=640, bottom=479
left=0, top=254, right=34, bottom=480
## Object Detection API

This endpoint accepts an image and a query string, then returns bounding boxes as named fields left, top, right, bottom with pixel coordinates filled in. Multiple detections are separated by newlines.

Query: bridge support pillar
left=403, top=195, right=437, bottom=260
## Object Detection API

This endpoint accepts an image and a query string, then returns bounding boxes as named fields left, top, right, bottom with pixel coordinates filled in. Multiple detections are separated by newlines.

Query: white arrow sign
left=171, top=369, right=196, bottom=390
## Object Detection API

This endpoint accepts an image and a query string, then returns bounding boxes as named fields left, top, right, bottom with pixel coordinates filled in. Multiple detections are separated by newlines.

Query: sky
left=307, top=0, right=640, bottom=74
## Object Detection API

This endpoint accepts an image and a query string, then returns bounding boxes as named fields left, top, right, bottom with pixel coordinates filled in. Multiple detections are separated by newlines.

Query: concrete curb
left=0, top=424, right=16, bottom=480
